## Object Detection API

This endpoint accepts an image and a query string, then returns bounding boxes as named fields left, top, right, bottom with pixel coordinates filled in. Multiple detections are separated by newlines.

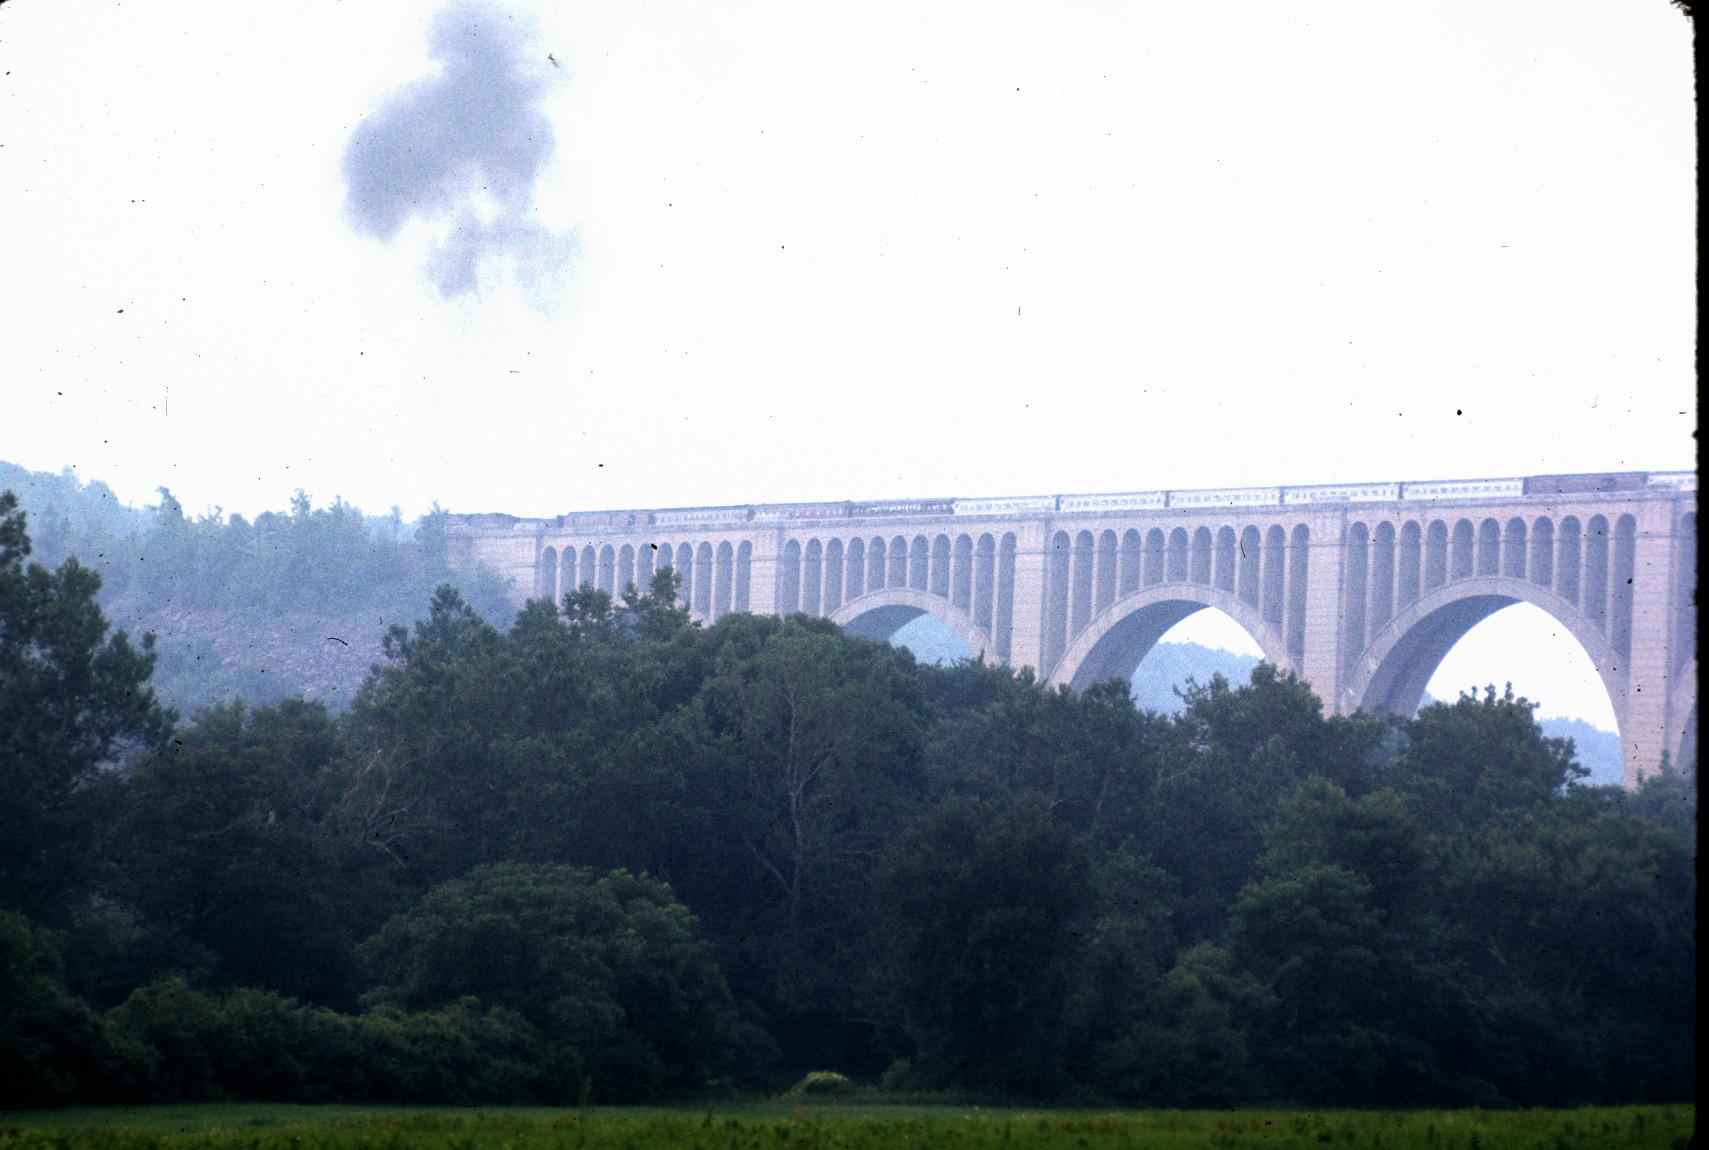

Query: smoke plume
left=342, top=1, right=571, bottom=296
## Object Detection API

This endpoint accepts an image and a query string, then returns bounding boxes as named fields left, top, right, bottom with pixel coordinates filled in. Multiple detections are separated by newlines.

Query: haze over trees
left=0, top=461, right=513, bottom=715
left=0, top=484, right=1696, bottom=1109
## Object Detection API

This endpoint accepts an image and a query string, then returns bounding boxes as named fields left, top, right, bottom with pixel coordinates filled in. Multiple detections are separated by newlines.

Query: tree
left=1147, top=666, right=1384, bottom=942
left=360, top=863, right=737, bottom=1100
left=1381, top=685, right=1584, bottom=835
left=1072, top=940, right=1270, bottom=1106
left=923, top=672, right=1163, bottom=846
left=1612, top=754, right=1696, bottom=843
left=105, top=701, right=359, bottom=1007
left=879, top=797, right=1096, bottom=1095
left=0, top=492, right=171, bottom=924
left=1228, top=862, right=1399, bottom=1102
left=1439, top=796, right=1696, bottom=1102
left=671, top=618, right=928, bottom=1072
left=0, top=911, right=112, bottom=1107
left=343, top=586, right=536, bottom=884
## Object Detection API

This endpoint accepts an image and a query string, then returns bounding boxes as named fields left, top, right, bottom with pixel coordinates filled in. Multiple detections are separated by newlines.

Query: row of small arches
left=537, top=540, right=754, bottom=620
left=1340, top=513, right=1652, bottom=668
left=1043, top=523, right=1311, bottom=672
left=776, top=532, right=1020, bottom=660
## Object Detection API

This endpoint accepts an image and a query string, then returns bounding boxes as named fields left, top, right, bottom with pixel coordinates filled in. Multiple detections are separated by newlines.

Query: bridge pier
left=1298, top=508, right=1351, bottom=711
left=1620, top=499, right=1692, bottom=781
left=1003, top=524, right=1051, bottom=677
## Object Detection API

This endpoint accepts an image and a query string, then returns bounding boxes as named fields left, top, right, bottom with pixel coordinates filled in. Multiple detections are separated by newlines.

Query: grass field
left=0, top=1103, right=1694, bottom=1149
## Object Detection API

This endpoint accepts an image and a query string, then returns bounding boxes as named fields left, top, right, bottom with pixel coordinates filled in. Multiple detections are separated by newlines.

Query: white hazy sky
left=1, top=0, right=1694, bottom=729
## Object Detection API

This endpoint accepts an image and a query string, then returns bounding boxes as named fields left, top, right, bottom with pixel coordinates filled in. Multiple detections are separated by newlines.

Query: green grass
left=0, top=1104, right=1694, bottom=1148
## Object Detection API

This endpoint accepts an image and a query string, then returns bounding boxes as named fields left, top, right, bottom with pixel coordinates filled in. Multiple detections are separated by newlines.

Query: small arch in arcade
left=1166, top=528, right=1189, bottom=582
left=909, top=535, right=930, bottom=591
left=735, top=541, right=753, bottom=611
left=1286, top=523, right=1309, bottom=657
left=676, top=542, right=695, bottom=606
left=803, top=539, right=823, bottom=616
left=618, top=544, right=636, bottom=595
left=1190, top=527, right=1213, bottom=584
left=1071, top=531, right=1095, bottom=634
left=824, top=538, right=845, bottom=614
left=778, top=540, right=801, bottom=613
left=953, top=534, right=974, bottom=610
left=1262, top=524, right=1287, bottom=624
left=930, top=535, right=951, bottom=597
left=598, top=544, right=616, bottom=595
left=1397, top=522, right=1422, bottom=608
left=538, top=546, right=558, bottom=600
left=714, top=542, right=734, bottom=618
left=1144, top=529, right=1165, bottom=586
left=1238, top=526, right=1261, bottom=605
left=996, top=533, right=1017, bottom=661
left=846, top=537, right=866, bottom=603
left=1096, top=530, right=1119, bottom=611
left=1425, top=521, right=1448, bottom=590
left=974, top=534, right=997, bottom=628
left=1450, top=519, right=1474, bottom=580
left=1118, top=529, right=1142, bottom=597
left=694, top=542, right=713, bottom=615
left=1213, top=526, right=1236, bottom=593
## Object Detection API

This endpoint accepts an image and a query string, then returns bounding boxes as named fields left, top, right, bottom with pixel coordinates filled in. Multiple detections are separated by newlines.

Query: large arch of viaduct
left=448, top=472, right=1697, bottom=788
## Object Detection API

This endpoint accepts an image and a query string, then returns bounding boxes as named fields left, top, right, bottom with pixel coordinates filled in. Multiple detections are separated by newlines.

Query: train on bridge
left=520, top=470, right=1693, bottom=532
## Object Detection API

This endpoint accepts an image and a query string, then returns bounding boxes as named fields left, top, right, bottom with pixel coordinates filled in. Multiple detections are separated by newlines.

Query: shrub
left=788, top=1070, right=855, bottom=1097
left=0, top=912, right=113, bottom=1107
left=361, top=863, right=739, bottom=1101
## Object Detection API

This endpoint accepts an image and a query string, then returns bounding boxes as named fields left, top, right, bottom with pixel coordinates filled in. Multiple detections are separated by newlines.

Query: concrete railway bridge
left=447, top=471, right=1696, bottom=788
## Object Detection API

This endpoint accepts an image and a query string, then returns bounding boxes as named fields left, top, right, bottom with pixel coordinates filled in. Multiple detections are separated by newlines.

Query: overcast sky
left=0, top=0, right=1693, bottom=729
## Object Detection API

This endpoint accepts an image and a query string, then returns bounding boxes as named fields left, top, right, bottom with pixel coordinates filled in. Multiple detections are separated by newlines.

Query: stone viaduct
left=446, top=471, right=1696, bottom=788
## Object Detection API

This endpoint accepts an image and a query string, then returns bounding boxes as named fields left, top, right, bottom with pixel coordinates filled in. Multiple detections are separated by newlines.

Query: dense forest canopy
left=0, top=486, right=1696, bottom=1109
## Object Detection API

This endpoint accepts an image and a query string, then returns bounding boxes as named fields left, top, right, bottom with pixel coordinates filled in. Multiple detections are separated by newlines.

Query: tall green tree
left=0, top=911, right=112, bottom=1107
left=671, top=617, right=928, bottom=1071
left=1147, top=666, right=1385, bottom=942
left=105, top=701, right=359, bottom=1007
left=0, top=492, right=170, bottom=924
left=880, top=796, right=1096, bottom=1096
left=1380, top=686, right=1584, bottom=835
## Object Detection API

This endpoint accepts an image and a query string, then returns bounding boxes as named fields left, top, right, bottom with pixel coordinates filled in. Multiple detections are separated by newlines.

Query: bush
left=102, top=978, right=545, bottom=1104
left=0, top=912, right=114, bottom=1107
left=788, top=1070, right=855, bottom=1097
left=361, top=863, right=739, bottom=1101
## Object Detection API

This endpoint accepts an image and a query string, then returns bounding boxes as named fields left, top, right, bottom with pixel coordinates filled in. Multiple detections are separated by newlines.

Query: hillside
left=1, top=462, right=514, bottom=717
